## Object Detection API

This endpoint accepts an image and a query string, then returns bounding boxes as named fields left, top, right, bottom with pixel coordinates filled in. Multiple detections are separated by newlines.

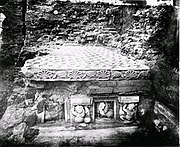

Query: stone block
left=154, top=101, right=177, bottom=125
left=87, top=86, right=99, bottom=94
left=116, top=80, right=151, bottom=87
left=97, top=81, right=117, bottom=87
left=90, top=81, right=99, bottom=86
left=113, top=87, right=131, bottom=93
left=113, top=84, right=151, bottom=93
left=115, top=80, right=152, bottom=93
left=95, top=87, right=114, bottom=94
left=87, top=86, right=113, bottom=94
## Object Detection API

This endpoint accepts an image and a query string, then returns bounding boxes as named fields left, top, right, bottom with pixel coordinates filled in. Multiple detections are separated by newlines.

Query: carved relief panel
left=65, top=95, right=140, bottom=124
left=118, top=96, right=139, bottom=123
left=65, top=94, right=93, bottom=123
left=92, top=97, right=117, bottom=122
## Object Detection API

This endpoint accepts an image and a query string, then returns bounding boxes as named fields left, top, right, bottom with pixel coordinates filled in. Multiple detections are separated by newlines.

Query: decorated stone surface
left=21, top=45, right=149, bottom=81
left=118, top=96, right=139, bottom=123
left=69, top=94, right=92, bottom=123
left=98, top=102, right=114, bottom=118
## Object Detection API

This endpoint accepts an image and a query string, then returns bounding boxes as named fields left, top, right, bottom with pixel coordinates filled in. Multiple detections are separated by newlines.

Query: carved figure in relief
left=71, top=105, right=91, bottom=123
left=98, top=102, right=113, bottom=118
left=84, top=106, right=91, bottom=123
left=71, top=105, right=85, bottom=123
left=119, top=103, right=137, bottom=123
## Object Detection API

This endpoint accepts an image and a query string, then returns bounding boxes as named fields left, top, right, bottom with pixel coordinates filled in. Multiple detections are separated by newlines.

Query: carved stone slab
left=21, top=45, right=149, bottom=81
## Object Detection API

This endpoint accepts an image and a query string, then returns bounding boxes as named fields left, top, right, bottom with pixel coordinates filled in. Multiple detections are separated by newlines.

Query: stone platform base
left=32, top=125, right=138, bottom=146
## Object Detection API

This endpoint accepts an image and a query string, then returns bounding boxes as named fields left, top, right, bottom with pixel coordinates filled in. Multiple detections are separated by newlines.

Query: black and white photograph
left=0, top=0, right=179, bottom=146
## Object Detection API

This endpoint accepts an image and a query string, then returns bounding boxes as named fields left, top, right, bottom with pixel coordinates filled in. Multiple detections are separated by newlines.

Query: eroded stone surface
left=0, top=105, right=25, bottom=130
left=33, top=126, right=138, bottom=146
left=154, top=101, right=178, bottom=128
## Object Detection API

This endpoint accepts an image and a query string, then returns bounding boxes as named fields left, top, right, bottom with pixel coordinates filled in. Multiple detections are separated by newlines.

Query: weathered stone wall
left=25, top=1, right=139, bottom=46
left=0, top=1, right=26, bottom=124
left=123, top=5, right=179, bottom=140
left=127, top=5, right=179, bottom=137
left=0, top=0, right=26, bottom=122
left=0, top=0, right=25, bottom=66
left=148, top=6, right=179, bottom=113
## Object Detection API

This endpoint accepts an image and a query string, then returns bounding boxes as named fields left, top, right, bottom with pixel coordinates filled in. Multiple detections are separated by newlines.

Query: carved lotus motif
left=125, top=70, right=137, bottom=79
left=118, top=70, right=139, bottom=80
left=67, top=70, right=86, bottom=79
left=34, top=70, right=57, bottom=80
left=96, top=70, right=111, bottom=79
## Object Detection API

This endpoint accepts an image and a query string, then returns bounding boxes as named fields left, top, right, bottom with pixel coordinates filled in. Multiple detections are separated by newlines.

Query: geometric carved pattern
left=21, top=45, right=149, bottom=81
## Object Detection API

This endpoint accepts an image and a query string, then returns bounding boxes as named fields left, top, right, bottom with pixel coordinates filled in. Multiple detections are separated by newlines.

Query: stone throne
left=21, top=45, right=151, bottom=126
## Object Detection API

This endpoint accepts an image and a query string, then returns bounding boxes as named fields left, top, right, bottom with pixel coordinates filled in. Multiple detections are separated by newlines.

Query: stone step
left=32, top=126, right=138, bottom=146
